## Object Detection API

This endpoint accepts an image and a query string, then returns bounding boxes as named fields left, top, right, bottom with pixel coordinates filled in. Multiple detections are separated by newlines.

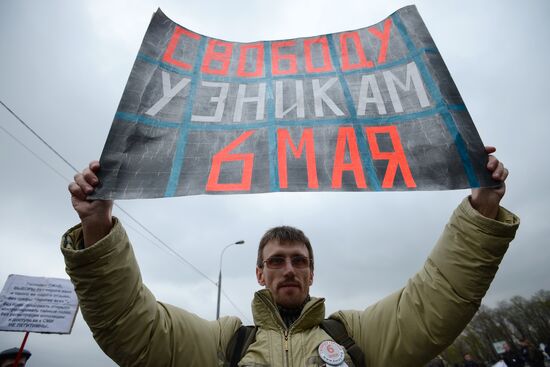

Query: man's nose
left=281, top=259, right=297, bottom=274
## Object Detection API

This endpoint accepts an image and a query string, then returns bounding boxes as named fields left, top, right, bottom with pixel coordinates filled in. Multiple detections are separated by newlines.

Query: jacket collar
left=252, top=289, right=325, bottom=332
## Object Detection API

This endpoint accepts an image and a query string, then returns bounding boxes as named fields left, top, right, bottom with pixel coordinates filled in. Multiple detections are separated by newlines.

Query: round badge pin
left=318, top=340, right=345, bottom=365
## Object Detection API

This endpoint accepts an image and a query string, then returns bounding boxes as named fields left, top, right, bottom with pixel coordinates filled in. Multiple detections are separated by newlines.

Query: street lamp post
left=216, top=240, right=245, bottom=319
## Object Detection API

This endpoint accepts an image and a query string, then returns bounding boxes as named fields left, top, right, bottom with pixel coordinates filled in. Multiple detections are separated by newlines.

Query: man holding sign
left=61, top=6, right=519, bottom=367
left=62, top=145, right=518, bottom=367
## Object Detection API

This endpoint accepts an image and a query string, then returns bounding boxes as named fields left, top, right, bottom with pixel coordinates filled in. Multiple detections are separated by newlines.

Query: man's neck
left=277, top=296, right=310, bottom=328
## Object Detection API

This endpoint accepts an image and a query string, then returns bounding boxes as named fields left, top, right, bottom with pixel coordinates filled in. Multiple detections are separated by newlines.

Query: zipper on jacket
left=283, top=329, right=290, bottom=367
left=255, top=291, right=326, bottom=367
left=283, top=329, right=289, bottom=351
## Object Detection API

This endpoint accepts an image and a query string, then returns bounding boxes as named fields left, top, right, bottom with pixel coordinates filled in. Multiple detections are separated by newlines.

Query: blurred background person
left=519, top=339, right=544, bottom=367
left=0, top=348, right=31, bottom=367
left=464, top=353, right=482, bottom=367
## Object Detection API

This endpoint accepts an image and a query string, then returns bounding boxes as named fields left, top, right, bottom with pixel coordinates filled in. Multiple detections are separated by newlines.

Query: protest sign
left=93, top=5, right=496, bottom=199
left=0, top=274, right=78, bottom=334
left=493, top=341, right=507, bottom=354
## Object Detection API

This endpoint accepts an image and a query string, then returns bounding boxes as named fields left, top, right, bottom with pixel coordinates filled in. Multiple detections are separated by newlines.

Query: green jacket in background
left=61, top=198, right=519, bottom=367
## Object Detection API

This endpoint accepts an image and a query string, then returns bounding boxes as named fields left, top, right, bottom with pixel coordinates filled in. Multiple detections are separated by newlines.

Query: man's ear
left=309, top=270, right=314, bottom=285
left=256, top=266, right=265, bottom=286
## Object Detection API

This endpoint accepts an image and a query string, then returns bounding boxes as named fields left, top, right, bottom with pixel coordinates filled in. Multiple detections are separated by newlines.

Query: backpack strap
left=320, top=319, right=366, bottom=367
left=225, top=325, right=257, bottom=367
left=225, top=320, right=366, bottom=367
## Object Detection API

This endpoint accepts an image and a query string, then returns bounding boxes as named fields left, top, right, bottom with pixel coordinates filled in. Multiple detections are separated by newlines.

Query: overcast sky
left=1, top=1, right=549, bottom=366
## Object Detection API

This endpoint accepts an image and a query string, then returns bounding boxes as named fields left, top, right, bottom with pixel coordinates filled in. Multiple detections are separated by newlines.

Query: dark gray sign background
left=93, top=5, right=496, bottom=200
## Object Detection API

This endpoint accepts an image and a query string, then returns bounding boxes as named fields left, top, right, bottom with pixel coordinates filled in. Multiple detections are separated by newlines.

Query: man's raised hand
left=470, top=146, right=509, bottom=219
left=68, top=161, right=113, bottom=247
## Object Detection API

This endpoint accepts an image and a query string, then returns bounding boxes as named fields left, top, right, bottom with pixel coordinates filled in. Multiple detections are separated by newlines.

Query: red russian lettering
left=201, top=39, right=233, bottom=75
left=304, top=36, right=333, bottom=73
left=368, top=18, right=392, bottom=65
left=365, top=125, right=416, bottom=188
left=332, top=127, right=367, bottom=189
left=277, top=128, right=318, bottom=189
left=163, top=26, right=201, bottom=70
left=237, top=43, right=264, bottom=77
left=271, top=41, right=297, bottom=75
left=206, top=130, right=255, bottom=191
left=339, top=31, right=374, bottom=71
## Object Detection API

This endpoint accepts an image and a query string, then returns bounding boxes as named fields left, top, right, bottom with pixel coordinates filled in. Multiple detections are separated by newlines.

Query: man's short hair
left=257, top=226, right=314, bottom=270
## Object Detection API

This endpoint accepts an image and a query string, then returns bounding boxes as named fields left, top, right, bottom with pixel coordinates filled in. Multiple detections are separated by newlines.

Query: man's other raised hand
left=470, top=146, right=509, bottom=219
left=68, top=161, right=113, bottom=248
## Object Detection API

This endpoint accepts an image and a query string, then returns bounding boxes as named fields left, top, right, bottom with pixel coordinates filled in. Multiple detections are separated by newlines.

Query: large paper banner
left=94, top=5, right=495, bottom=199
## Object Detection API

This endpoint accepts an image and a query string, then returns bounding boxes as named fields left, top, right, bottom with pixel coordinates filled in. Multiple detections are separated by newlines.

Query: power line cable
left=118, top=220, right=249, bottom=321
left=115, top=205, right=216, bottom=285
left=0, top=100, right=215, bottom=283
left=0, top=100, right=79, bottom=172
left=0, top=124, right=70, bottom=184
left=1, top=99, right=250, bottom=317
left=1, top=118, right=215, bottom=283
left=222, top=289, right=252, bottom=324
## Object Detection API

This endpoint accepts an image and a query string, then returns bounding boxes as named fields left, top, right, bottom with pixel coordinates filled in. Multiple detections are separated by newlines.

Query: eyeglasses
left=262, top=255, right=311, bottom=269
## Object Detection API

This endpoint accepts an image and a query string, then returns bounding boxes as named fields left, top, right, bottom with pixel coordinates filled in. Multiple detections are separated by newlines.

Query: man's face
left=256, top=240, right=314, bottom=309
left=464, top=354, right=472, bottom=361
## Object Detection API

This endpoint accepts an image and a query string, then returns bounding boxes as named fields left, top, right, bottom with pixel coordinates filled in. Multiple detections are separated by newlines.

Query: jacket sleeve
left=61, top=218, right=241, bottom=367
left=331, top=198, right=519, bottom=367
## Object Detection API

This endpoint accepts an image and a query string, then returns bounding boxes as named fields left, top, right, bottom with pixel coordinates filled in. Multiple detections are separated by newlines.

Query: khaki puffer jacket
left=61, top=198, right=519, bottom=366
